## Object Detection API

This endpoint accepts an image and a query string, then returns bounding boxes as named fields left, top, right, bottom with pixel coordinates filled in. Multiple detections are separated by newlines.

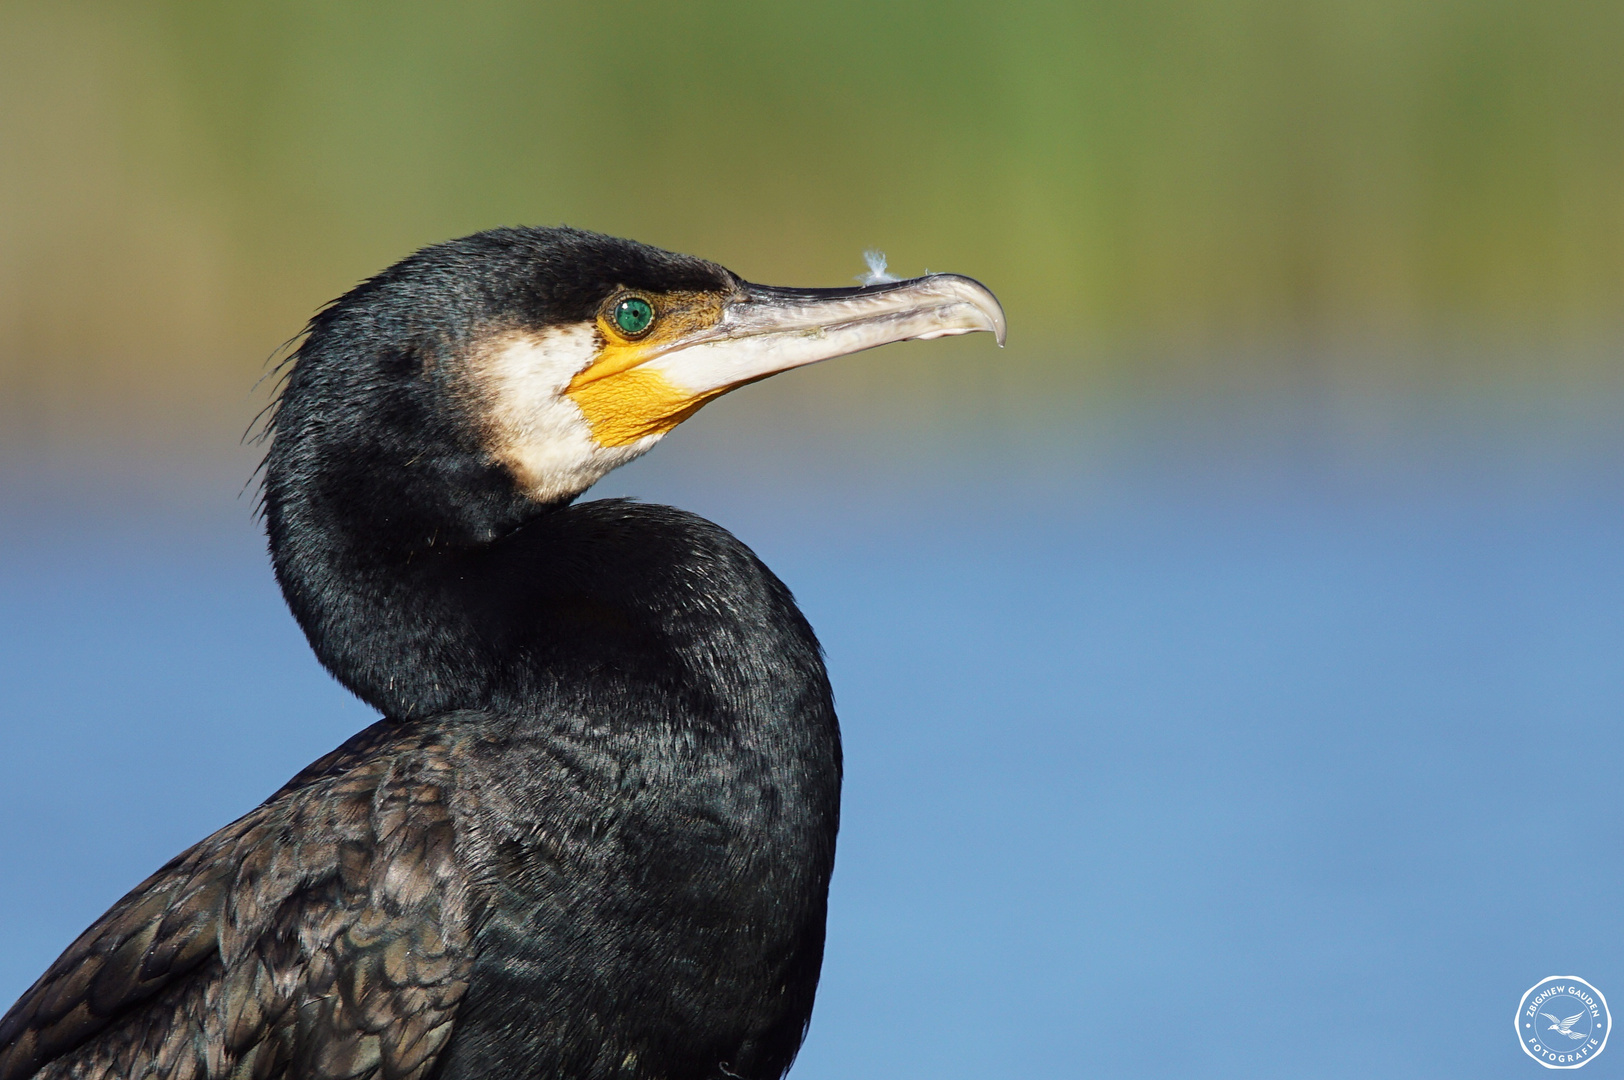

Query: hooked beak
left=647, top=274, right=1005, bottom=395
left=566, top=274, right=1006, bottom=448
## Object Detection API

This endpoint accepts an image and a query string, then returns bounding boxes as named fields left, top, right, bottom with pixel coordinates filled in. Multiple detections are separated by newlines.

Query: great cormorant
left=0, top=227, right=1004, bottom=1080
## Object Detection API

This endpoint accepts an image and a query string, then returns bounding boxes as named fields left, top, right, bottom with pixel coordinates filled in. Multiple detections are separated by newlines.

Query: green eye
left=612, top=296, right=655, bottom=336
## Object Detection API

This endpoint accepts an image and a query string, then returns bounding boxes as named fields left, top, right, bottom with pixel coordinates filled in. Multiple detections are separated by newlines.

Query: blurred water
left=3, top=387, right=1623, bottom=1079
left=3, top=1, right=1621, bottom=1074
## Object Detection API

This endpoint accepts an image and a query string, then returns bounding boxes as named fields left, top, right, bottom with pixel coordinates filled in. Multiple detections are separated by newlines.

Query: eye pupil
left=613, top=297, right=655, bottom=335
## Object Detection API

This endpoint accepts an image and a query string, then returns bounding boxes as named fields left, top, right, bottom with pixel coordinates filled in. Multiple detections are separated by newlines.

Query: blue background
left=5, top=384, right=1620, bottom=1079
left=6, top=2, right=1624, bottom=1075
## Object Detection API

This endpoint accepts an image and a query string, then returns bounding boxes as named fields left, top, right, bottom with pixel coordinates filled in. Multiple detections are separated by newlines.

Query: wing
left=1543, top=1013, right=1561, bottom=1024
left=269, top=719, right=413, bottom=798
left=0, top=722, right=473, bottom=1080
left=1564, top=1011, right=1587, bottom=1028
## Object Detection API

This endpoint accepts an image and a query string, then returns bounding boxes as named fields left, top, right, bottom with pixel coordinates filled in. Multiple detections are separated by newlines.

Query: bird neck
left=266, top=490, right=818, bottom=733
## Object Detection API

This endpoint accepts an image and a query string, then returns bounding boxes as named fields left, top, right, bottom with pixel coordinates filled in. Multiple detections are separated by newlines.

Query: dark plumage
left=0, top=227, right=1003, bottom=1080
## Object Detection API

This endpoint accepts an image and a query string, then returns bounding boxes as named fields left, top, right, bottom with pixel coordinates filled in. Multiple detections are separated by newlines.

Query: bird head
left=265, top=226, right=1004, bottom=548
left=260, top=227, right=1003, bottom=716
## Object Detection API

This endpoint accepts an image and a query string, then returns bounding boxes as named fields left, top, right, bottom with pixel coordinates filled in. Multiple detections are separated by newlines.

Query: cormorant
left=0, top=227, right=1004, bottom=1080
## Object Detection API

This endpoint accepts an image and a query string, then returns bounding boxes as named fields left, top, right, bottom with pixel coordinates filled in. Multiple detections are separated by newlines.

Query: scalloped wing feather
left=0, top=726, right=473, bottom=1080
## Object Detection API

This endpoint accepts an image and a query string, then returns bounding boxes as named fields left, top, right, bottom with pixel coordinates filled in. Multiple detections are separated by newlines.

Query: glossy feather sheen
left=0, top=228, right=854, bottom=1080
left=1, top=501, right=840, bottom=1080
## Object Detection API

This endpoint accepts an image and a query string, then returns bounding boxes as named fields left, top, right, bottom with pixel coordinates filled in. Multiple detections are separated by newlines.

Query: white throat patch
left=467, top=325, right=665, bottom=504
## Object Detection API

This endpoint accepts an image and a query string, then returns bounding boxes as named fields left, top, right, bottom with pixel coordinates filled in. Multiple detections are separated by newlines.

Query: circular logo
left=1518, top=976, right=1611, bottom=1069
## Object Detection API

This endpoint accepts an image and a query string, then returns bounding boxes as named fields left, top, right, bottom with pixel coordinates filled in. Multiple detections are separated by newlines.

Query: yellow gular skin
left=565, top=291, right=731, bottom=448
left=569, top=366, right=726, bottom=447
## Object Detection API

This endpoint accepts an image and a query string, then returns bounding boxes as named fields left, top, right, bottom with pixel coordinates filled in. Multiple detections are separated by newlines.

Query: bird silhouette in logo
left=1543, top=1011, right=1589, bottom=1040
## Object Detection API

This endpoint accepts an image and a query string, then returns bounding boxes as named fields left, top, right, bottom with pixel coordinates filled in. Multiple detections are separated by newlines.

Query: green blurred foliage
left=2, top=0, right=1622, bottom=439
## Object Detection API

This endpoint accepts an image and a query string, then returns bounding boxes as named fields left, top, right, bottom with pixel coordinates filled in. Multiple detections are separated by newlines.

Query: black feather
left=1, top=228, right=840, bottom=1080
